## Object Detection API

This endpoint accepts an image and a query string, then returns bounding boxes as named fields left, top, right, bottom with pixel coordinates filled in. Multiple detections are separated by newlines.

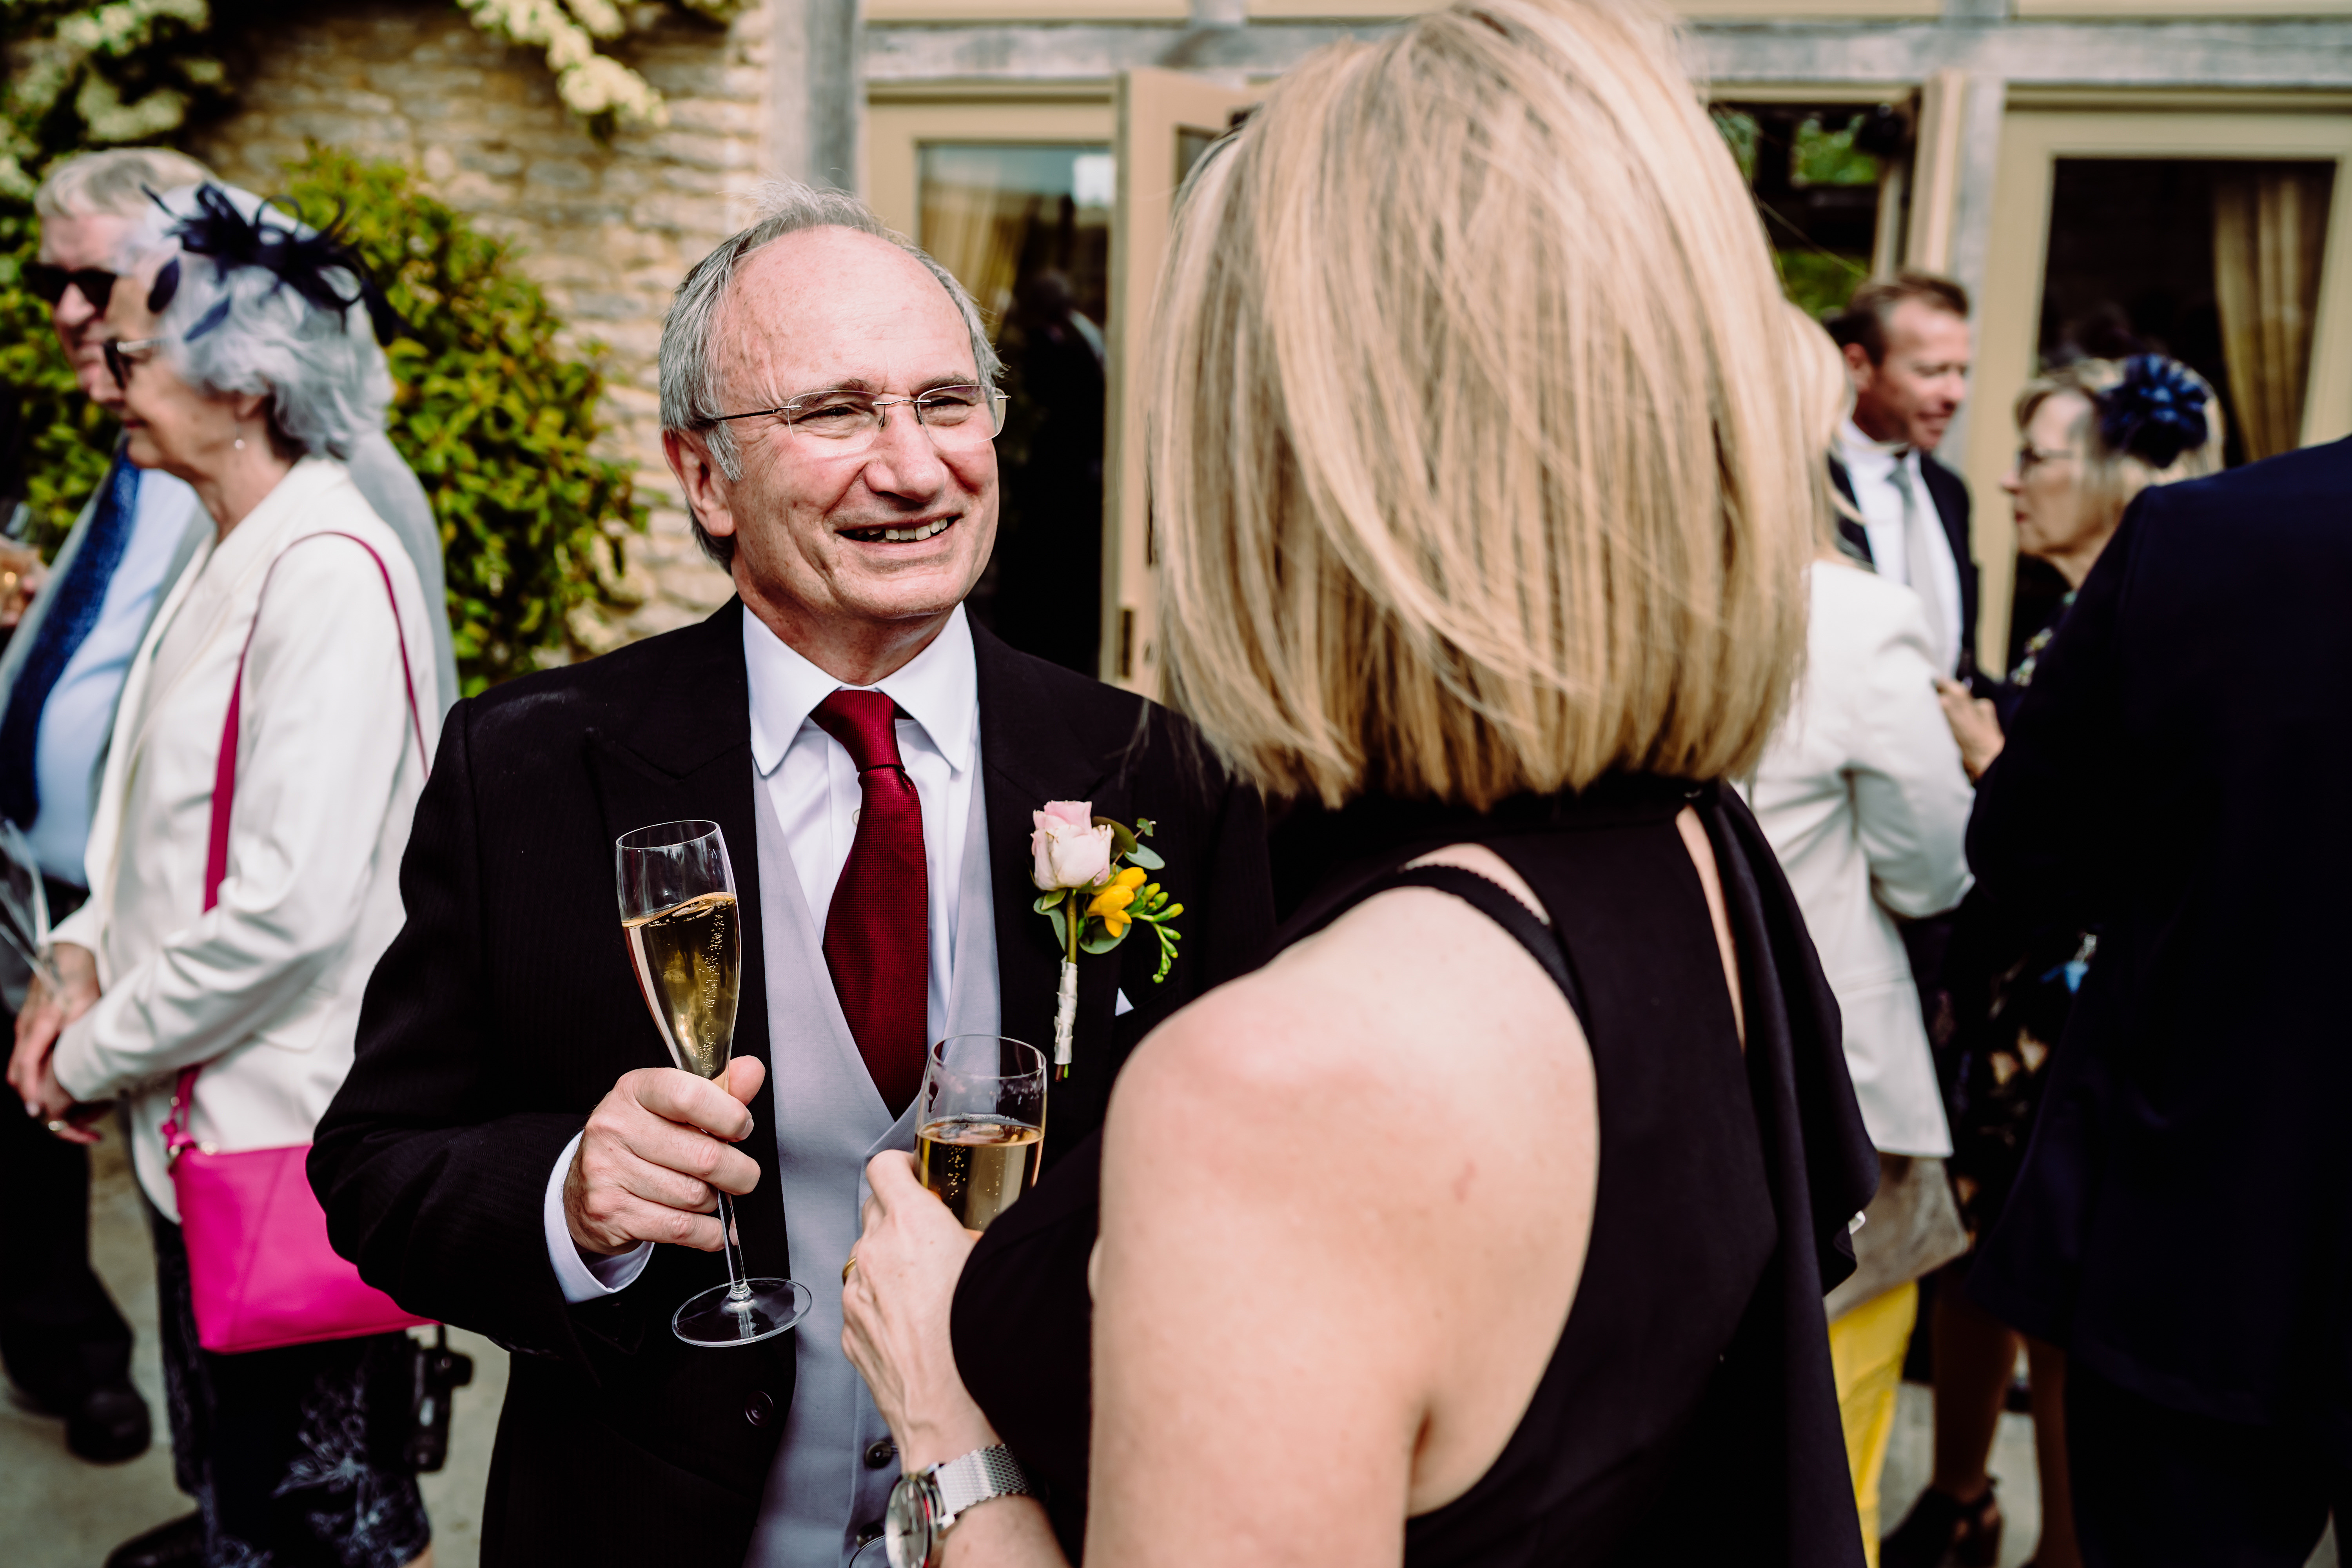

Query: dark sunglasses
left=24, top=262, right=117, bottom=313
left=100, top=337, right=163, bottom=392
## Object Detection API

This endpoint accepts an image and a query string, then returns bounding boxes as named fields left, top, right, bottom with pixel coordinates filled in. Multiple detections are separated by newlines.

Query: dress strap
left=1300, top=863, right=1588, bottom=1026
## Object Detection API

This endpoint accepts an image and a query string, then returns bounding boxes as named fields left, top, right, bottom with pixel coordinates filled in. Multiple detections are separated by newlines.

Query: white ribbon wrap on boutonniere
left=1029, top=800, right=1184, bottom=1078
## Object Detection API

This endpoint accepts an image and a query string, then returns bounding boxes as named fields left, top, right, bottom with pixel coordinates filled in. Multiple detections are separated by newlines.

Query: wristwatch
left=884, top=1443, right=1034, bottom=1568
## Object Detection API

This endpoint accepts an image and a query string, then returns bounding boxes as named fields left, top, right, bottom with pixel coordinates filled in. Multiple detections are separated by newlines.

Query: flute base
left=673, top=1278, right=811, bottom=1348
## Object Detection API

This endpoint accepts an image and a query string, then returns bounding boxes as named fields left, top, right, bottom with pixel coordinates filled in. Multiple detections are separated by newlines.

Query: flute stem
left=717, top=1192, right=753, bottom=1307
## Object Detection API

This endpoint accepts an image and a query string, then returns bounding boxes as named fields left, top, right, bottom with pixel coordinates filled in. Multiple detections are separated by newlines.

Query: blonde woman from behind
left=1743, top=304, right=1977, bottom=1566
left=837, top=4, right=1882, bottom=1565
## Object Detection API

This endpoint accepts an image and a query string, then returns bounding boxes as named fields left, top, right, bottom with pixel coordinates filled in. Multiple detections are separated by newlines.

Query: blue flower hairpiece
left=2096, top=354, right=2209, bottom=471
left=143, top=183, right=408, bottom=346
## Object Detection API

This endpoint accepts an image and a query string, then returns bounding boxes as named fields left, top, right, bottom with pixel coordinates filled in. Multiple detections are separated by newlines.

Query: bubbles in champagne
left=624, top=891, right=741, bottom=1079
left=916, top=1114, right=1044, bottom=1231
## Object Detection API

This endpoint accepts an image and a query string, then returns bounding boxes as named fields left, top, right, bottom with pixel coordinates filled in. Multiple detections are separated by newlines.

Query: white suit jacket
left=1742, top=559, right=1973, bottom=1156
left=51, top=457, right=437, bottom=1218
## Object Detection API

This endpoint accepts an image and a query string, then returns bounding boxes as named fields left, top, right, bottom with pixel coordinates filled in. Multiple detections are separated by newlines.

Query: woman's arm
left=842, top=1153, right=1069, bottom=1568
left=1087, top=890, right=1594, bottom=1566
left=51, top=538, right=428, bottom=1101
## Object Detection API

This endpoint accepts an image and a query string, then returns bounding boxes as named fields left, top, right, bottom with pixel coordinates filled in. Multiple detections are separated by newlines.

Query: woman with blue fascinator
left=1884, top=354, right=2222, bottom=1568
left=4, top=183, right=439, bottom=1568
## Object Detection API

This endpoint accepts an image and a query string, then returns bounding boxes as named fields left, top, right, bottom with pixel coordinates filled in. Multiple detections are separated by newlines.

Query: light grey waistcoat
left=745, top=755, right=1000, bottom=1568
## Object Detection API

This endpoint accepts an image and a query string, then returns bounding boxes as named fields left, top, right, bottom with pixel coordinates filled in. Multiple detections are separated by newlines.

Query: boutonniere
left=1030, top=800, right=1184, bottom=1078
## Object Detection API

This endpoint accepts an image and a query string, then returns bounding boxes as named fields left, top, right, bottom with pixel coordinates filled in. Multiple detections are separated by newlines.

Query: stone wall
left=187, top=0, right=752, bottom=648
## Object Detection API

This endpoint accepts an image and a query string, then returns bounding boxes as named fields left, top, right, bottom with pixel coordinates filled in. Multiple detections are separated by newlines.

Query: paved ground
left=4, top=1137, right=2337, bottom=1567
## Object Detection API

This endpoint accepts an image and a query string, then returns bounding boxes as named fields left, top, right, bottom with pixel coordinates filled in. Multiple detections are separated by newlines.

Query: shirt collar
left=1837, top=416, right=1913, bottom=477
left=743, top=603, right=979, bottom=780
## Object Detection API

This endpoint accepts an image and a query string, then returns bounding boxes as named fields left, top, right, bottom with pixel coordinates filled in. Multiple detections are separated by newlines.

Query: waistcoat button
left=745, top=1391, right=775, bottom=1428
left=864, top=1438, right=897, bottom=1469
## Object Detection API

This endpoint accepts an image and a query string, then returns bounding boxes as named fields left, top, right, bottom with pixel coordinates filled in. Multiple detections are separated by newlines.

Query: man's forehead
left=719, top=227, right=975, bottom=388
left=36, top=209, right=132, bottom=264
left=1888, top=301, right=1970, bottom=354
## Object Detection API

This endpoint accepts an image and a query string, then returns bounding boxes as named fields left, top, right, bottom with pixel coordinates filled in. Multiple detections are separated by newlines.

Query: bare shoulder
left=1107, top=860, right=1586, bottom=1196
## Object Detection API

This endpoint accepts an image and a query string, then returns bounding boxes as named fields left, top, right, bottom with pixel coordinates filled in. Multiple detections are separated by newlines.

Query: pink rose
left=1031, top=800, right=1114, bottom=890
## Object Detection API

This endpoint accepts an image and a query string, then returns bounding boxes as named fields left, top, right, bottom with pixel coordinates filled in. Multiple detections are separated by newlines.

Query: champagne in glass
left=616, top=820, right=811, bottom=1348
left=914, top=1036, right=1047, bottom=1230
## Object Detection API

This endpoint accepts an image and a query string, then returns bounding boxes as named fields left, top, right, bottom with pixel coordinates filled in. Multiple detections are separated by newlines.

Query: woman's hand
left=1936, top=677, right=2005, bottom=781
left=841, top=1151, right=997, bottom=1470
left=9, top=942, right=103, bottom=1142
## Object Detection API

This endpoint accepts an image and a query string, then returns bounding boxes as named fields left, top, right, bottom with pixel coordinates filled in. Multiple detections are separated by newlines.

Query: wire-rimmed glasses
left=707, top=383, right=1010, bottom=451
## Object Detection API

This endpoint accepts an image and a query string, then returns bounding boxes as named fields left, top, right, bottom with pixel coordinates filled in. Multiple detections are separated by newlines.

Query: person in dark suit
left=1826, top=271, right=1979, bottom=688
left=1963, top=434, right=2352, bottom=1566
left=308, top=183, right=1272, bottom=1568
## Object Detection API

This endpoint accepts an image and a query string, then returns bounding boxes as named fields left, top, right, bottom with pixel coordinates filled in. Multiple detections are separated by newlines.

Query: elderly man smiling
left=310, top=184, right=1274, bottom=1568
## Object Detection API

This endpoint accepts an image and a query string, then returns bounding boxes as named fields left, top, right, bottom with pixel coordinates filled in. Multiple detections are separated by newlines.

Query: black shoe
left=104, top=1513, right=205, bottom=1568
left=67, top=1377, right=152, bottom=1463
left=1882, top=1482, right=2003, bottom=1568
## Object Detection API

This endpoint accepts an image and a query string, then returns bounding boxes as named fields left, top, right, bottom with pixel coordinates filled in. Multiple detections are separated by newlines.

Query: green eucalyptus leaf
left=1094, top=817, right=1141, bottom=860
left=1127, top=844, right=1165, bottom=871
left=1079, top=922, right=1131, bottom=955
left=1033, top=891, right=1065, bottom=915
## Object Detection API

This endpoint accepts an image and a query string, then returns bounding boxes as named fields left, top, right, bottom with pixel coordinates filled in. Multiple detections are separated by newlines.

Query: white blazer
left=51, top=457, right=436, bottom=1219
left=1742, top=559, right=1973, bottom=1157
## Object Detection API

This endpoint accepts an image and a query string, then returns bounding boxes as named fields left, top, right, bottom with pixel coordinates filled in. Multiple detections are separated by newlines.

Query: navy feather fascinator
left=2095, top=354, right=2210, bottom=471
left=145, top=183, right=408, bottom=346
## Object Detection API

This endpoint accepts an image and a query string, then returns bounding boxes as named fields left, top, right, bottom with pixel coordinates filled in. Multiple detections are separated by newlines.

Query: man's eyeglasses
left=24, top=263, right=118, bottom=314
left=710, top=385, right=1010, bottom=448
left=101, top=337, right=165, bottom=392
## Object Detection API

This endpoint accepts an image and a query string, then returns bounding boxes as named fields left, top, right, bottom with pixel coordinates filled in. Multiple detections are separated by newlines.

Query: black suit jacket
left=1828, top=450, right=1979, bottom=685
left=1964, top=438, right=2352, bottom=1445
left=309, top=601, right=1273, bottom=1565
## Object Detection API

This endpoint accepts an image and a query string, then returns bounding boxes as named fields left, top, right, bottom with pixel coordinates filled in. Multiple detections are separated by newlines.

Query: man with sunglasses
left=0, top=147, right=217, bottom=1485
left=313, top=183, right=1277, bottom=1568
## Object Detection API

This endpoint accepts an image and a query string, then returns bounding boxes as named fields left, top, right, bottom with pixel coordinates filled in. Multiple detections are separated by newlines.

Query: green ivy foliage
left=0, top=145, right=647, bottom=694
left=278, top=146, right=647, bottom=692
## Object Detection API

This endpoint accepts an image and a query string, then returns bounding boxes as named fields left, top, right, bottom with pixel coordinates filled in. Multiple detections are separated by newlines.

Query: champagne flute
left=616, top=820, right=811, bottom=1348
left=914, top=1036, right=1048, bottom=1231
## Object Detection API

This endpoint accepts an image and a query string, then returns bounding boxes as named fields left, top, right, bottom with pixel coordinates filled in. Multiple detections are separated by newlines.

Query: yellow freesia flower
left=1087, top=866, right=1149, bottom=938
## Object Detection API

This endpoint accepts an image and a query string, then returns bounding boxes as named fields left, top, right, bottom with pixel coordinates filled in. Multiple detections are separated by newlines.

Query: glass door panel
left=1103, top=69, right=1264, bottom=693
left=917, top=143, right=1114, bottom=675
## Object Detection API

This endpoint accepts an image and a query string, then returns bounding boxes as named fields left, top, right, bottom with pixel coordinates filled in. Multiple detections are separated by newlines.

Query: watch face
left=885, top=1471, right=940, bottom=1568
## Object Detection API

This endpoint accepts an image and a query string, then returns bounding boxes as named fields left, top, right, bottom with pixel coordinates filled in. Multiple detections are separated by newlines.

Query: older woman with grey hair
left=6, top=183, right=439, bottom=1568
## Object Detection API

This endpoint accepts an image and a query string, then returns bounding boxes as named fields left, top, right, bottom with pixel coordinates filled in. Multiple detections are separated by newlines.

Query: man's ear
left=1840, top=341, right=1874, bottom=389
left=662, top=428, right=737, bottom=545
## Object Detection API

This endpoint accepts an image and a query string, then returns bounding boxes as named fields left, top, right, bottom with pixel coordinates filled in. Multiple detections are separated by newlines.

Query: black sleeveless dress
left=951, top=778, right=1877, bottom=1566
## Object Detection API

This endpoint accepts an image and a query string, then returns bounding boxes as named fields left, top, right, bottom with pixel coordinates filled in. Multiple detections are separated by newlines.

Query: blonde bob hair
left=1149, top=0, right=1814, bottom=808
left=1784, top=301, right=1862, bottom=556
left=2014, top=357, right=2225, bottom=536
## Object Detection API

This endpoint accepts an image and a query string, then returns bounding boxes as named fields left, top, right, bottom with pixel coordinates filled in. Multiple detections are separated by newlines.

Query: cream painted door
left=1967, top=108, right=2352, bottom=673
left=1101, top=69, right=1263, bottom=693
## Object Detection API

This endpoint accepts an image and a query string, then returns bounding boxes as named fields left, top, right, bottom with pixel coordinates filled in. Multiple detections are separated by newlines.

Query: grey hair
left=128, top=183, right=393, bottom=462
left=34, top=147, right=216, bottom=220
left=658, top=180, right=1002, bottom=569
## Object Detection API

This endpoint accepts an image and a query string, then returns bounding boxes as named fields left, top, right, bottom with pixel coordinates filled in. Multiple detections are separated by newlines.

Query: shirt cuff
left=545, top=1131, right=653, bottom=1304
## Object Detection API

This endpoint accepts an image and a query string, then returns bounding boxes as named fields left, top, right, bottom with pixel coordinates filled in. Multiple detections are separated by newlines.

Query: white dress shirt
left=49, top=459, right=436, bottom=1217
left=1837, top=417, right=1967, bottom=677
left=542, top=606, right=982, bottom=1299
left=24, top=468, right=203, bottom=886
left=1740, top=560, right=1973, bottom=1156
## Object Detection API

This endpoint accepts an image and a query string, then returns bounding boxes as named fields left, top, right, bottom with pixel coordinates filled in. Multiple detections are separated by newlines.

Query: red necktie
left=811, top=690, right=929, bottom=1116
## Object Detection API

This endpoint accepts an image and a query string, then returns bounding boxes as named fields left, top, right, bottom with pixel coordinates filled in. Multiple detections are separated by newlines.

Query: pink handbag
left=161, top=530, right=432, bottom=1354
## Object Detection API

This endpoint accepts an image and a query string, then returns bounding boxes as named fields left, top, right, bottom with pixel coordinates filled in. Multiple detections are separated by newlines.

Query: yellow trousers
left=1828, top=1281, right=1920, bottom=1568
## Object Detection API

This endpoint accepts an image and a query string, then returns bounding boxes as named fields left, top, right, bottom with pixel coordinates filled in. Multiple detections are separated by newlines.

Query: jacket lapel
left=581, top=599, right=789, bottom=1281
left=1827, top=457, right=1873, bottom=567
left=972, top=625, right=1127, bottom=1154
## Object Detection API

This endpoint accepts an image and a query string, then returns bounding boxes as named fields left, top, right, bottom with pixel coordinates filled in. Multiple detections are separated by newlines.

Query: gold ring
left=841, top=1253, right=857, bottom=1284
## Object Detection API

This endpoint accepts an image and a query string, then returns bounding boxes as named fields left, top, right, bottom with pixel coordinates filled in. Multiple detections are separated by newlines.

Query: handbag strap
left=163, top=530, right=428, bottom=1159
